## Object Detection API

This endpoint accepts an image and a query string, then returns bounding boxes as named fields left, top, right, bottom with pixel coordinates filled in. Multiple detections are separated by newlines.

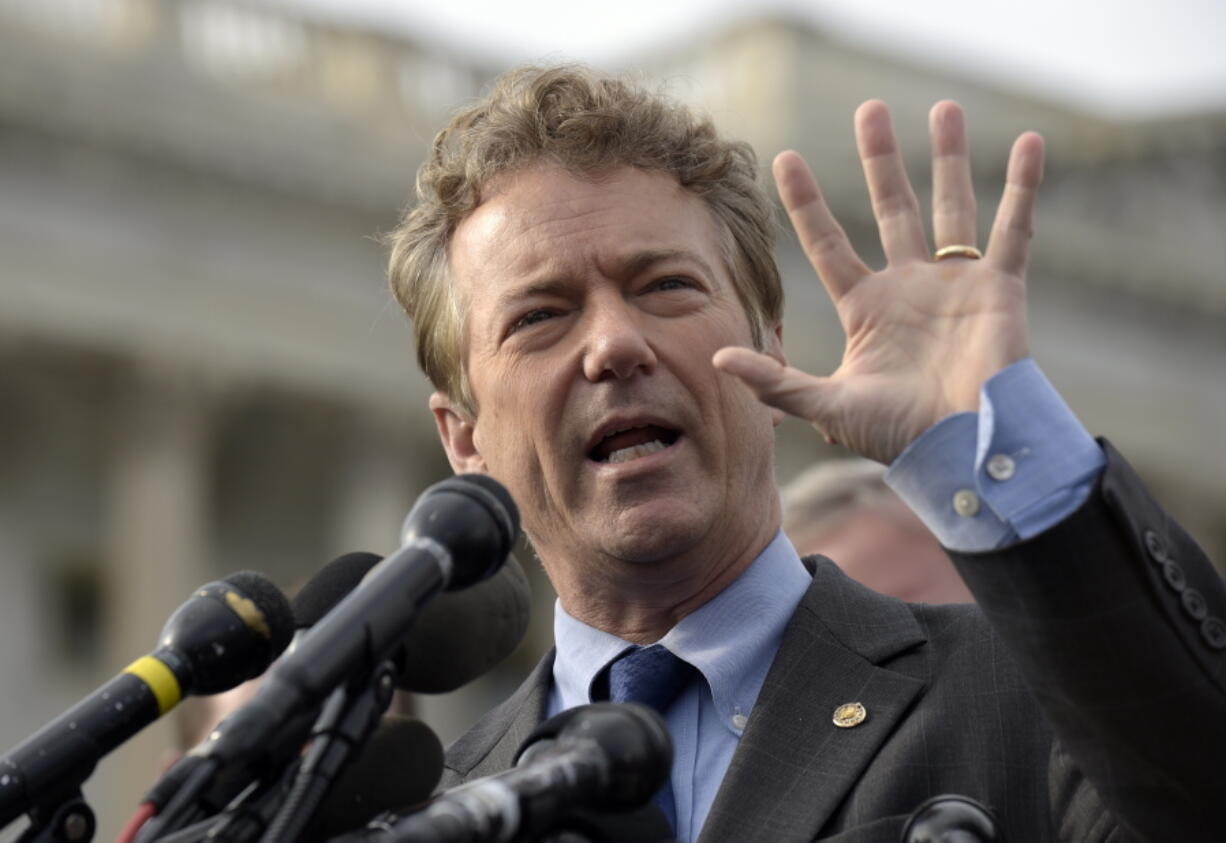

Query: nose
left=581, top=296, right=657, bottom=382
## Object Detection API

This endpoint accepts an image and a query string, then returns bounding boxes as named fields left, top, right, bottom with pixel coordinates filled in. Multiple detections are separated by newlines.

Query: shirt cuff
left=885, top=359, right=1106, bottom=552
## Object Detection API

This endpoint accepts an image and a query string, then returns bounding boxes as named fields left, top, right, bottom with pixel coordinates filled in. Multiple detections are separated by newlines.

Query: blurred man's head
left=781, top=459, right=973, bottom=604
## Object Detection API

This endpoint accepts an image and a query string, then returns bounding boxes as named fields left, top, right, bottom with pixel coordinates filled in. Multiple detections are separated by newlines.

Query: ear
left=429, top=391, right=487, bottom=474
left=764, top=323, right=788, bottom=428
left=763, top=321, right=786, bottom=365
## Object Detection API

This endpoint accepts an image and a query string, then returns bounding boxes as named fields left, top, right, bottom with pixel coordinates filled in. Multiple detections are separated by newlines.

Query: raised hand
left=714, top=100, right=1045, bottom=465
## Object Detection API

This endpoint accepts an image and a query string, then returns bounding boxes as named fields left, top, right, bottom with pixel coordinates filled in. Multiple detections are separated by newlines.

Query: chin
left=597, top=504, right=713, bottom=565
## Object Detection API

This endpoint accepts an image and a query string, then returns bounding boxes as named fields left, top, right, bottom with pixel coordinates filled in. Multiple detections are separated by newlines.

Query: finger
left=986, top=131, right=1044, bottom=276
left=773, top=151, right=870, bottom=299
left=929, top=100, right=977, bottom=249
left=856, top=100, right=929, bottom=264
left=712, top=346, right=837, bottom=427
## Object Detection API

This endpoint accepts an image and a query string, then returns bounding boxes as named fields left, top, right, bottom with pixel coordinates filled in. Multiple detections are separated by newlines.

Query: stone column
left=327, top=416, right=419, bottom=562
left=90, top=371, right=214, bottom=841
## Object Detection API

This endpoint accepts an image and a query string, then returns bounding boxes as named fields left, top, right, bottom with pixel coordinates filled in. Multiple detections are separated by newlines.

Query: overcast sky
left=264, top=0, right=1226, bottom=118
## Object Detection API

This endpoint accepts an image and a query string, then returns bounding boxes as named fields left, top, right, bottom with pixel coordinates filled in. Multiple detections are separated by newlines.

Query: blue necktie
left=595, top=644, right=695, bottom=831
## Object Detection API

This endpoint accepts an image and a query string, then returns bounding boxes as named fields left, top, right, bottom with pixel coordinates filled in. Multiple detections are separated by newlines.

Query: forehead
left=448, top=165, right=728, bottom=298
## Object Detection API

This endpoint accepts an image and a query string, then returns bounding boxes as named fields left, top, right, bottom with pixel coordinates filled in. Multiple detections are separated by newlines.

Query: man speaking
left=384, top=66, right=1225, bottom=841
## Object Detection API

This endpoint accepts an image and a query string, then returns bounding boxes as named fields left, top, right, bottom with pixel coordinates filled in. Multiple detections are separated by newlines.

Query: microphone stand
left=148, top=658, right=397, bottom=843
left=10, top=789, right=96, bottom=843
left=257, top=659, right=398, bottom=843
left=154, top=775, right=291, bottom=843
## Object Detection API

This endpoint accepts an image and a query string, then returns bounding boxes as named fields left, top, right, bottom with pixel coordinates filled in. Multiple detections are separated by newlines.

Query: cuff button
left=985, top=454, right=1016, bottom=481
left=952, top=489, right=980, bottom=518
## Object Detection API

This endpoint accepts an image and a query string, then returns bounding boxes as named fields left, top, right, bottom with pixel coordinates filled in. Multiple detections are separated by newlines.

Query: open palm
left=715, top=100, right=1044, bottom=464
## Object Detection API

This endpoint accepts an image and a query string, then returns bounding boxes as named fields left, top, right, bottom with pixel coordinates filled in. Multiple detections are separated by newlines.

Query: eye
left=509, top=308, right=556, bottom=334
left=650, top=276, right=696, bottom=293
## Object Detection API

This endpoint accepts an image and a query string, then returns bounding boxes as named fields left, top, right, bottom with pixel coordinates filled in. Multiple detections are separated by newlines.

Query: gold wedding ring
left=934, top=245, right=983, bottom=261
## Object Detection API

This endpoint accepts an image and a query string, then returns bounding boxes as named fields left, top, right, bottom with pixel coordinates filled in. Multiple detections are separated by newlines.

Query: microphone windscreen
left=291, top=552, right=383, bottom=629
left=518, top=703, right=672, bottom=812
left=302, top=715, right=444, bottom=842
left=291, top=551, right=532, bottom=693
left=221, top=570, right=296, bottom=657
left=901, top=793, right=1001, bottom=842
left=545, top=805, right=677, bottom=843
left=402, top=552, right=531, bottom=693
left=399, top=474, right=520, bottom=589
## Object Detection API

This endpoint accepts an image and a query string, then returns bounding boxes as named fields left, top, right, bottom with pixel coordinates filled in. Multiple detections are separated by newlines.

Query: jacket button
left=1162, top=560, right=1186, bottom=592
left=1143, top=529, right=1168, bottom=564
left=1182, top=588, right=1208, bottom=621
left=1202, top=618, right=1226, bottom=650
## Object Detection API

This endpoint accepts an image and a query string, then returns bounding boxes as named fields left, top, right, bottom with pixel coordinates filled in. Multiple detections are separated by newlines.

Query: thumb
left=712, top=347, right=839, bottom=430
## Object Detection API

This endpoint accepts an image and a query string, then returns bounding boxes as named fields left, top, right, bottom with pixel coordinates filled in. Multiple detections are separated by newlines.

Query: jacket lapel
left=699, top=558, right=927, bottom=842
left=441, top=649, right=555, bottom=786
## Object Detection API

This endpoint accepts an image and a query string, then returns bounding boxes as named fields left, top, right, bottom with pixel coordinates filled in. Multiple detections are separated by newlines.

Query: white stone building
left=1, top=2, right=1222, bottom=839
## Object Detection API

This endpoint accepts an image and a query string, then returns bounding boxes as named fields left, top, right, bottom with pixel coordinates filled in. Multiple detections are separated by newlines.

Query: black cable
left=134, top=758, right=219, bottom=843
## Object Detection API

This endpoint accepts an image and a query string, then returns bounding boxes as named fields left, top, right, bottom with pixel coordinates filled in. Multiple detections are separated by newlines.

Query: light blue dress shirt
left=547, top=359, right=1106, bottom=841
left=885, top=359, right=1105, bottom=551
left=548, top=530, right=812, bottom=842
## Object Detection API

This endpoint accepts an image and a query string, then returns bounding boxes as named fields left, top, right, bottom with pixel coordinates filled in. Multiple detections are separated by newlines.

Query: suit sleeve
left=949, top=440, right=1226, bottom=842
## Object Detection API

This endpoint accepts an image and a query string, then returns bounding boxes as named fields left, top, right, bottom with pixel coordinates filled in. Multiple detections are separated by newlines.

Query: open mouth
left=588, top=424, right=682, bottom=465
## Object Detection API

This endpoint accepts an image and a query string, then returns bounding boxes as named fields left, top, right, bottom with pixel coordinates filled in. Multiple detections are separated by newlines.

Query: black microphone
left=142, top=529, right=527, bottom=830
left=347, top=703, right=672, bottom=843
left=140, top=548, right=479, bottom=842
left=535, top=803, right=677, bottom=843
left=901, top=794, right=1002, bottom=842
left=291, top=549, right=531, bottom=693
left=0, top=572, right=294, bottom=829
left=140, top=553, right=383, bottom=823
left=193, top=474, right=519, bottom=770
left=152, top=716, right=446, bottom=843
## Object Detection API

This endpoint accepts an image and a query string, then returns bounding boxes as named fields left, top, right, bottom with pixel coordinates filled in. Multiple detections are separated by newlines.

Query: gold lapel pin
left=833, top=702, right=868, bottom=728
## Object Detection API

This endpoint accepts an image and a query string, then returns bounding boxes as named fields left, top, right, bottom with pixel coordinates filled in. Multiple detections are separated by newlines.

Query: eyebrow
left=490, top=277, right=574, bottom=316
left=613, top=248, right=718, bottom=281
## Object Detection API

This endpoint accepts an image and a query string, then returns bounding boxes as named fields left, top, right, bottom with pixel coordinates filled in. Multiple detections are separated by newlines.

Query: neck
left=545, top=524, right=778, bottom=644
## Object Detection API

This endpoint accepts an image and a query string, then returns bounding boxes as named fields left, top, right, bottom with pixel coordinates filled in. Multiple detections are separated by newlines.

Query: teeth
left=606, top=439, right=666, bottom=464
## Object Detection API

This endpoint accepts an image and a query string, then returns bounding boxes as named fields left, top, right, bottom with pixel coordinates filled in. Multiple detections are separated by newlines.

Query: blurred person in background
left=781, top=459, right=973, bottom=603
left=172, top=680, right=264, bottom=756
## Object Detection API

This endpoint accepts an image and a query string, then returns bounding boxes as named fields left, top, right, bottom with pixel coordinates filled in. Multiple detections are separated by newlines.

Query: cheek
left=471, top=378, right=550, bottom=471
left=471, top=405, right=517, bottom=468
left=715, top=364, right=771, bottom=428
left=717, top=373, right=778, bottom=479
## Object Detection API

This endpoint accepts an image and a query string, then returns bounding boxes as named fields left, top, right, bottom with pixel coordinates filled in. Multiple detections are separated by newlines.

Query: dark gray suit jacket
left=440, top=444, right=1226, bottom=841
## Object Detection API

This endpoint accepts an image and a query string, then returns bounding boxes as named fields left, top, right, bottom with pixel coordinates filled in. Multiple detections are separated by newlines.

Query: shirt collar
left=551, top=530, right=812, bottom=730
